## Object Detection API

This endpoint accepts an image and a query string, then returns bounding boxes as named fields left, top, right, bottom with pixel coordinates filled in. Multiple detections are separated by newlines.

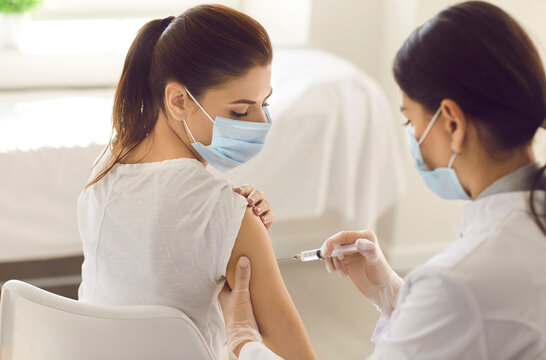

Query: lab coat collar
left=457, top=161, right=545, bottom=238
left=476, top=162, right=543, bottom=200
left=431, top=189, right=546, bottom=272
left=458, top=191, right=538, bottom=238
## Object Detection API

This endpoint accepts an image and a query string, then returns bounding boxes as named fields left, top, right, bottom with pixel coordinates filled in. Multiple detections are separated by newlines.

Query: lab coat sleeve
left=370, top=315, right=391, bottom=343
left=367, top=266, right=486, bottom=359
left=238, top=341, right=284, bottom=359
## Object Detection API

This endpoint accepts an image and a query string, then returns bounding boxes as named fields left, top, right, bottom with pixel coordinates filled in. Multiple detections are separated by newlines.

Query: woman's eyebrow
left=400, top=105, right=408, bottom=112
left=230, top=88, right=273, bottom=105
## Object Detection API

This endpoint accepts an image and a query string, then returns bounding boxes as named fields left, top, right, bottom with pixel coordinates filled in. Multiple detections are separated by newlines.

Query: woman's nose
left=250, top=108, right=268, bottom=123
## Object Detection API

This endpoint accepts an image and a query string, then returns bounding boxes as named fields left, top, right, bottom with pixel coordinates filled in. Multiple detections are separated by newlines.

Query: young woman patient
left=77, top=4, right=317, bottom=360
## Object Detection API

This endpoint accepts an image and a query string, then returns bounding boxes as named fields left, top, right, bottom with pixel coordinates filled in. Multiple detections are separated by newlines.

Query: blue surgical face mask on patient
left=406, top=107, right=471, bottom=200
left=183, top=88, right=272, bottom=172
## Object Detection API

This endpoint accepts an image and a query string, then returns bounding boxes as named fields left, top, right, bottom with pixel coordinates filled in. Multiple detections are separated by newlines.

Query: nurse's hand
left=234, top=184, right=274, bottom=230
left=219, top=256, right=262, bottom=358
left=320, top=230, right=404, bottom=319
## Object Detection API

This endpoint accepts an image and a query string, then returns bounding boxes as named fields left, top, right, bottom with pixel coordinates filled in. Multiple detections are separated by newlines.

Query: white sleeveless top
left=77, top=157, right=247, bottom=360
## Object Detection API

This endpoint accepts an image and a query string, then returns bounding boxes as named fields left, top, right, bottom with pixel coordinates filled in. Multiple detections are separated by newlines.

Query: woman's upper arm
left=226, top=207, right=317, bottom=360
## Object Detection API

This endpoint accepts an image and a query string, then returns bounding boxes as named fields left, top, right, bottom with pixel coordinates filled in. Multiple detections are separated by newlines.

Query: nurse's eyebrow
left=399, top=105, right=407, bottom=112
left=230, top=88, right=273, bottom=105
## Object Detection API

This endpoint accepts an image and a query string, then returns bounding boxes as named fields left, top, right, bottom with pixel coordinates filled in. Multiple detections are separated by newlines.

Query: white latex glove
left=320, top=230, right=404, bottom=318
left=219, top=256, right=263, bottom=359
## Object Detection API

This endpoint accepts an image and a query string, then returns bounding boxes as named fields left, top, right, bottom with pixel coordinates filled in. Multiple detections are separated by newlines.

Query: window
left=1, top=0, right=311, bottom=88
left=36, top=0, right=241, bottom=19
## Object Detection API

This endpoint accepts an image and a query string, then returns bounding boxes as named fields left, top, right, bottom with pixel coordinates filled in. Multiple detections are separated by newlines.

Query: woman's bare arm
left=226, top=207, right=317, bottom=360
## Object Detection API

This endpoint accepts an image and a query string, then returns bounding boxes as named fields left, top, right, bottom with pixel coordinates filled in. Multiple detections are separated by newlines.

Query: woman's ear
left=441, top=99, right=467, bottom=154
left=164, top=83, right=188, bottom=122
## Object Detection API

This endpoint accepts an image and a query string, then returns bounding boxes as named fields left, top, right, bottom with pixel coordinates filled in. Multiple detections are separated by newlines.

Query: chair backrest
left=0, top=280, right=215, bottom=360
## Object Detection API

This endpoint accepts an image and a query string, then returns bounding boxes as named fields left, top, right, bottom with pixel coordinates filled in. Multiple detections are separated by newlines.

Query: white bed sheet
left=0, top=48, right=406, bottom=261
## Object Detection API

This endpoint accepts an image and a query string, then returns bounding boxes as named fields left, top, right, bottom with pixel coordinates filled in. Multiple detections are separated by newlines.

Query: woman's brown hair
left=393, top=1, right=546, bottom=235
left=87, top=4, right=272, bottom=187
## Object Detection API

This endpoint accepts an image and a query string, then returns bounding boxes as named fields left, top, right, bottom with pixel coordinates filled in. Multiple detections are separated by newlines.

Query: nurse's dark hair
left=393, top=1, right=546, bottom=236
left=86, top=4, right=272, bottom=187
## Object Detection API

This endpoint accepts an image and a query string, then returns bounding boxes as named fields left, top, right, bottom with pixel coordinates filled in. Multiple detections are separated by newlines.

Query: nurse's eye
left=231, top=111, right=248, bottom=118
left=262, top=102, right=270, bottom=107
left=402, top=119, right=411, bottom=127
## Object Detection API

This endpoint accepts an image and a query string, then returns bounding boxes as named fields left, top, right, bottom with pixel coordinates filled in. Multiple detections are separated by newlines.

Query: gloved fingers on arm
left=232, top=256, right=251, bottom=293
left=220, top=256, right=262, bottom=359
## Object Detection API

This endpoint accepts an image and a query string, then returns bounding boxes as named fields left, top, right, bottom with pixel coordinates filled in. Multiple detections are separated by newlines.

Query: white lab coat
left=240, top=190, right=546, bottom=360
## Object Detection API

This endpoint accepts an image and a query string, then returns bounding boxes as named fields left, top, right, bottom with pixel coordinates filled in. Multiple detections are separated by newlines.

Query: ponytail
left=86, top=17, right=174, bottom=187
left=530, top=159, right=546, bottom=238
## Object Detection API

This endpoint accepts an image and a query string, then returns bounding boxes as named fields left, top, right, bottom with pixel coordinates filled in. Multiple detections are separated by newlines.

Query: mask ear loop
left=447, top=152, right=457, bottom=169
left=418, top=107, right=443, bottom=145
left=184, top=87, right=215, bottom=124
left=182, top=87, right=215, bottom=144
left=182, top=119, right=197, bottom=143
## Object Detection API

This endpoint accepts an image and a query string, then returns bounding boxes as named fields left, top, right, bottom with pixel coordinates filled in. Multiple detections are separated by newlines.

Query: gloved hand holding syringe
left=292, top=231, right=404, bottom=320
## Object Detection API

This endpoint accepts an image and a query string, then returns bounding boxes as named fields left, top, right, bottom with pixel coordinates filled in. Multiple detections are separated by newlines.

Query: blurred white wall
left=242, top=0, right=311, bottom=46
left=0, top=0, right=312, bottom=89
left=308, top=0, right=546, bottom=268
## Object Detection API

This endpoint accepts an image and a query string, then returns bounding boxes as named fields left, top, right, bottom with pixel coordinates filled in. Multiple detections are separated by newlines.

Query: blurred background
left=1, top=0, right=545, bottom=358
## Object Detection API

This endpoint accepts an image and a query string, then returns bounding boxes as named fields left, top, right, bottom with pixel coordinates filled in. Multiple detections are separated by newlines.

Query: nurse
left=218, top=1, right=546, bottom=359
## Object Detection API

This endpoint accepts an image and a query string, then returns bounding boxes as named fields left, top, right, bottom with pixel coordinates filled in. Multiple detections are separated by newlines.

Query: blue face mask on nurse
left=406, top=105, right=471, bottom=200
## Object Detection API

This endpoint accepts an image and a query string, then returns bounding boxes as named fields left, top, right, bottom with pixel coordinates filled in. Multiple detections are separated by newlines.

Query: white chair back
left=0, top=280, right=215, bottom=360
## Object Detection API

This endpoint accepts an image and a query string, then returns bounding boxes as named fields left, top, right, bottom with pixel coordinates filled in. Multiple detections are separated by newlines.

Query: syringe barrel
left=331, top=243, right=358, bottom=258
left=298, top=249, right=322, bottom=261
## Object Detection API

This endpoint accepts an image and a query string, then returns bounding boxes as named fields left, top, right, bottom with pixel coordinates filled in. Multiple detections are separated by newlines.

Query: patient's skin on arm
left=226, top=207, right=318, bottom=360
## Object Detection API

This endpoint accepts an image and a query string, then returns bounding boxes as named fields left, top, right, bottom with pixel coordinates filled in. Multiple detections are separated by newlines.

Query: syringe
left=293, top=243, right=358, bottom=262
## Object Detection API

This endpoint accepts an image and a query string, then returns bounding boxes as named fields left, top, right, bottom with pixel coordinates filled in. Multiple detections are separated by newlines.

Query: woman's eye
left=230, top=111, right=248, bottom=118
left=403, top=119, right=411, bottom=127
left=263, top=102, right=270, bottom=107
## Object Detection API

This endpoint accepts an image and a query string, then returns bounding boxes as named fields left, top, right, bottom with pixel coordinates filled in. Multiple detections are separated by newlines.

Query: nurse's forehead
left=399, top=99, right=422, bottom=113
left=399, top=104, right=416, bottom=114
left=399, top=91, right=420, bottom=112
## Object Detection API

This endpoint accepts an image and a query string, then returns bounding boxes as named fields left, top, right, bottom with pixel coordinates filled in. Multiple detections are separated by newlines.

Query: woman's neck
left=123, top=113, right=199, bottom=164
